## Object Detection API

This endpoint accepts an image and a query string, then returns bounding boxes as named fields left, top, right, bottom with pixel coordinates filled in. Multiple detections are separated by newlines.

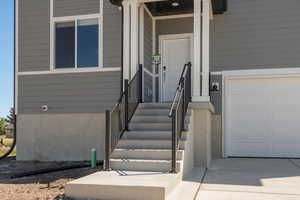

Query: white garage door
left=225, top=76, right=300, bottom=157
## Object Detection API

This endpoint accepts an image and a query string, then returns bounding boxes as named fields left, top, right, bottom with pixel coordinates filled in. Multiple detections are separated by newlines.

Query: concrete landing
left=65, top=170, right=182, bottom=200
left=167, top=167, right=206, bottom=200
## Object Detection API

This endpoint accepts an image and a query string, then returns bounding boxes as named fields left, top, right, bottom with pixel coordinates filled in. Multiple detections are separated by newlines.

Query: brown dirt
left=0, top=157, right=100, bottom=200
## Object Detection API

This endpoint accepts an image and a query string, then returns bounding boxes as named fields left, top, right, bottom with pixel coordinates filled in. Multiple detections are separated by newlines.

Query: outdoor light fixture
left=171, top=0, right=180, bottom=7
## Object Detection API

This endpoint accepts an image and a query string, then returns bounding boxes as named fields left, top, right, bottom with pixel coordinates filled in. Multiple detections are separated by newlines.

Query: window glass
left=77, top=19, right=99, bottom=68
left=55, top=22, right=75, bottom=68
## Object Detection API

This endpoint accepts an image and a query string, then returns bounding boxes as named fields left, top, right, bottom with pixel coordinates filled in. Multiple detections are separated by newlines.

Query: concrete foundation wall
left=17, top=113, right=106, bottom=161
left=191, top=103, right=214, bottom=168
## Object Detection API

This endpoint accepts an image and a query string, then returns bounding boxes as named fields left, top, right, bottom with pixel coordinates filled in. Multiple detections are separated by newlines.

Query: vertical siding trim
left=152, top=15, right=156, bottom=102
left=15, top=0, right=19, bottom=114
left=139, top=5, right=145, bottom=101
left=50, top=0, right=54, bottom=70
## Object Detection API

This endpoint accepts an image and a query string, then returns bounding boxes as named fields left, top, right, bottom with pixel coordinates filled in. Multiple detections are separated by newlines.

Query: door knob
left=163, top=66, right=166, bottom=71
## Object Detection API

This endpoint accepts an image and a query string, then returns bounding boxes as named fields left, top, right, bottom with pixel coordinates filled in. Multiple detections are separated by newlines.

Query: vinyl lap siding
left=18, top=72, right=120, bottom=114
left=19, top=0, right=50, bottom=72
left=103, top=0, right=122, bottom=68
left=53, top=0, right=100, bottom=17
left=212, top=0, right=300, bottom=71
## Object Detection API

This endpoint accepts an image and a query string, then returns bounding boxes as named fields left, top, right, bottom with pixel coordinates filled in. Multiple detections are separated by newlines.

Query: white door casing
left=224, top=75, right=300, bottom=158
left=159, top=34, right=193, bottom=102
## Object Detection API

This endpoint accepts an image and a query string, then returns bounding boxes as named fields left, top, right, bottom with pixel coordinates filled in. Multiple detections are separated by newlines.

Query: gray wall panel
left=103, top=0, right=122, bottom=68
left=212, top=0, right=300, bottom=71
left=18, top=71, right=121, bottom=114
left=144, top=10, right=153, bottom=72
left=53, top=0, right=100, bottom=17
left=19, top=0, right=50, bottom=72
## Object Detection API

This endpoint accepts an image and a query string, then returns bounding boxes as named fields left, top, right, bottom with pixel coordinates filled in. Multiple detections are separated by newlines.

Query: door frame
left=158, top=33, right=193, bottom=102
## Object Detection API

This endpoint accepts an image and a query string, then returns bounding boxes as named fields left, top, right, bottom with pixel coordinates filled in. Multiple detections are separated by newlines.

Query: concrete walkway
left=196, top=158, right=300, bottom=200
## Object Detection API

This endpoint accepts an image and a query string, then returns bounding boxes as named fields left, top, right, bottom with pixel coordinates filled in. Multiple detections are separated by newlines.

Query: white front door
left=225, top=76, right=300, bottom=157
left=160, top=34, right=192, bottom=102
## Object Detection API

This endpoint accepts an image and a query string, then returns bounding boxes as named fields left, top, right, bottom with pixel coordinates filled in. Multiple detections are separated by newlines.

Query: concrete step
left=135, top=108, right=192, bottom=117
left=131, top=115, right=190, bottom=123
left=135, top=108, right=171, bottom=116
left=66, top=170, right=182, bottom=200
left=123, top=131, right=187, bottom=140
left=117, top=139, right=186, bottom=150
left=110, top=158, right=182, bottom=172
left=129, top=122, right=189, bottom=131
left=139, top=103, right=172, bottom=109
left=111, top=149, right=184, bottom=160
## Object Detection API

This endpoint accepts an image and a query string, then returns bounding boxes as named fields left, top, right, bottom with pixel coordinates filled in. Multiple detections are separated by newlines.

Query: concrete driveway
left=196, top=158, right=300, bottom=200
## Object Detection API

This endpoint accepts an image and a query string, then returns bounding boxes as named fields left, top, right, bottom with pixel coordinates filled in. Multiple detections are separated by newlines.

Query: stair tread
left=114, top=148, right=184, bottom=152
left=111, top=158, right=182, bottom=163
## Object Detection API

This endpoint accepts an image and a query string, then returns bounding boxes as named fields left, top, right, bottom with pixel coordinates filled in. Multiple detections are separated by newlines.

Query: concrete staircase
left=110, top=103, right=190, bottom=172
left=66, top=103, right=194, bottom=200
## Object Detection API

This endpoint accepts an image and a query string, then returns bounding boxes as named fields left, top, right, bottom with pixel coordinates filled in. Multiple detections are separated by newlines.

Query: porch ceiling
left=145, top=0, right=227, bottom=17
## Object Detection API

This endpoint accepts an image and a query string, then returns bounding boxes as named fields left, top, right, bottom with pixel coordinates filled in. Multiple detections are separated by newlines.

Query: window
left=54, top=18, right=99, bottom=69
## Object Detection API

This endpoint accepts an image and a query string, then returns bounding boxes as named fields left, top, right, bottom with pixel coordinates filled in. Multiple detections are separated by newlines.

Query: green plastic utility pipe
left=91, top=148, right=97, bottom=168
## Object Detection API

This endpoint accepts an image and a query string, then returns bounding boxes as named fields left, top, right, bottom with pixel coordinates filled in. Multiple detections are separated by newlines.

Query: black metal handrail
left=104, top=64, right=143, bottom=171
left=168, top=62, right=192, bottom=173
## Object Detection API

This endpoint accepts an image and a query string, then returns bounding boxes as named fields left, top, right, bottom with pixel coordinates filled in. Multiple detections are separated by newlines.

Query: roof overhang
left=110, top=0, right=227, bottom=15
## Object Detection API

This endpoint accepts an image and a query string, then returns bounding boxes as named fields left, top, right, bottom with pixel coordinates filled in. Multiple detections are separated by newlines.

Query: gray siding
left=144, top=10, right=153, bottom=72
left=144, top=72, right=153, bottom=102
left=19, top=0, right=50, bottom=72
left=103, top=0, right=122, bottom=68
left=18, top=0, right=122, bottom=114
left=53, top=0, right=100, bottom=17
left=18, top=71, right=120, bottom=114
left=212, top=0, right=300, bottom=71
left=156, top=17, right=193, bottom=51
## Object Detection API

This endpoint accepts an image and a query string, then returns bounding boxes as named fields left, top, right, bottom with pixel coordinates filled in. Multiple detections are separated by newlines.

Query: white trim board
left=15, top=0, right=19, bottom=114
left=154, top=14, right=193, bottom=20
left=18, top=67, right=121, bottom=76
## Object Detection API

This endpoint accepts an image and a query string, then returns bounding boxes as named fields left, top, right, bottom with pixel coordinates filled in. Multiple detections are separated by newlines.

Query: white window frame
left=50, top=0, right=103, bottom=72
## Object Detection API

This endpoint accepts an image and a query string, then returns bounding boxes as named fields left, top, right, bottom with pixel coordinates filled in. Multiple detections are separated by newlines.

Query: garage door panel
left=226, top=76, right=300, bottom=158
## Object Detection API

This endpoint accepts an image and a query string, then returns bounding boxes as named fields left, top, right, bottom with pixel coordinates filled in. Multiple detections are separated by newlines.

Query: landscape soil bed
left=0, top=157, right=100, bottom=200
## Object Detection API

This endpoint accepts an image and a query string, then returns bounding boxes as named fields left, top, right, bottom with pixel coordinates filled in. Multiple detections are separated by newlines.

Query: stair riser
left=111, top=160, right=182, bottom=172
left=111, top=150, right=184, bottom=160
left=139, top=103, right=172, bottom=109
left=123, top=132, right=187, bottom=140
left=118, top=140, right=185, bottom=150
left=135, top=109, right=191, bottom=116
left=129, top=123, right=189, bottom=131
left=131, top=117, right=190, bottom=124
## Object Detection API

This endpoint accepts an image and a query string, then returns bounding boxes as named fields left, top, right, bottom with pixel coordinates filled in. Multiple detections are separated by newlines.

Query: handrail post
left=188, top=63, right=192, bottom=102
left=104, top=110, right=111, bottom=171
left=139, top=64, right=143, bottom=103
left=181, top=78, right=186, bottom=132
left=125, top=79, right=129, bottom=131
left=171, top=109, right=177, bottom=173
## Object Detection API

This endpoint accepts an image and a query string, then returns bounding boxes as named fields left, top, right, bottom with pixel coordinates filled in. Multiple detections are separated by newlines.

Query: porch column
left=193, top=0, right=212, bottom=102
left=201, top=0, right=212, bottom=101
left=130, top=0, right=139, bottom=78
left=192, top=0, right=202, bottom=101
left=122, top=0, right=131, bottom=81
